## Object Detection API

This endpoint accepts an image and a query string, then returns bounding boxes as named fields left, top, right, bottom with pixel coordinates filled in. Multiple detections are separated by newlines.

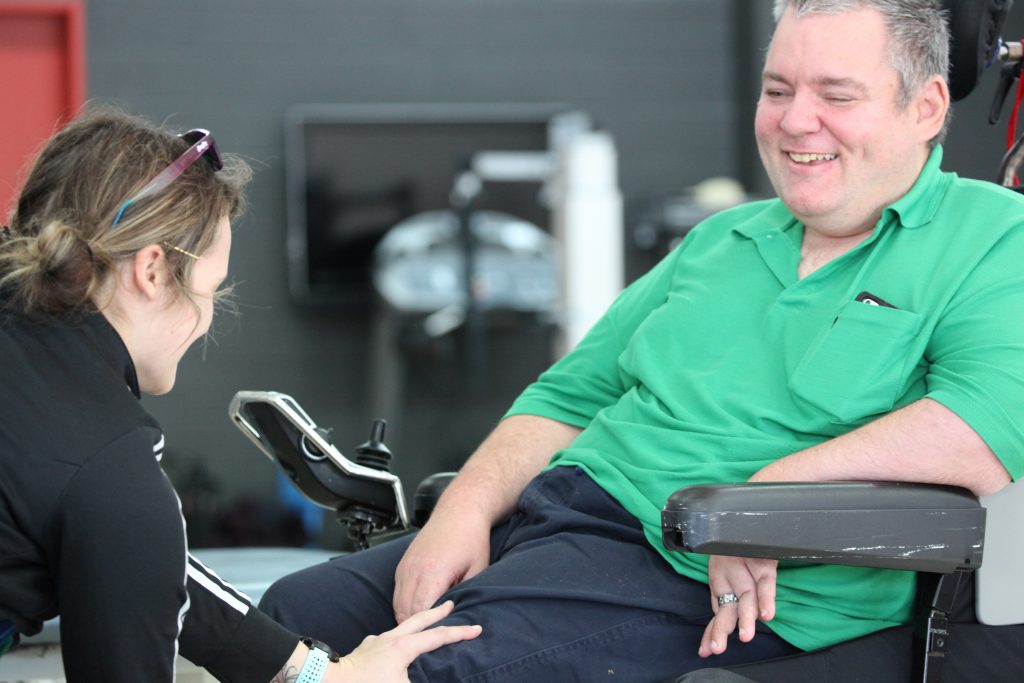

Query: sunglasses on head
left=110, top=128, right=223, bottom=229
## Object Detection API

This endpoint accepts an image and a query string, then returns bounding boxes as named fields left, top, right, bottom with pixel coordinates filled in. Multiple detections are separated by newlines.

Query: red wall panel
left=0, top=2, right=85, bottom=218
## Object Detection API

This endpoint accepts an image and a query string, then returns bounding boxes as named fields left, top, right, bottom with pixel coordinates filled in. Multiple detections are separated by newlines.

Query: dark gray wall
left=82, top=0, right=1024, bottom=546
left=85, top=0, right=740, bottom=539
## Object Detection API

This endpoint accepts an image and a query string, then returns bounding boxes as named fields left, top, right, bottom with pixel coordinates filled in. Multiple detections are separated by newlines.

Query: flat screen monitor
left=284, top=103, right=589, bottom=306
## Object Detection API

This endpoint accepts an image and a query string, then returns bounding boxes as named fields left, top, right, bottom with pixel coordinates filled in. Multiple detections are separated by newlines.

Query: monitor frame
left=284, top=102, right=590, bottom=307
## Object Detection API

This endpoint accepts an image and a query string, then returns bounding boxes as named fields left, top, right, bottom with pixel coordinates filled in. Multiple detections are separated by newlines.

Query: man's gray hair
left=772, top=0, right=950, bottom=142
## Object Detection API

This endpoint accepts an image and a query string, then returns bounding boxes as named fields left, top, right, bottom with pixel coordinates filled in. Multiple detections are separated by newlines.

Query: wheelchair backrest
left=977, top=477, right=1024, bottom=625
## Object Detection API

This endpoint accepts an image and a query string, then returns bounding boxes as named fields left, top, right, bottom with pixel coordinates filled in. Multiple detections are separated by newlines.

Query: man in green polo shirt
left=260, top=0, right=1022, bottom=680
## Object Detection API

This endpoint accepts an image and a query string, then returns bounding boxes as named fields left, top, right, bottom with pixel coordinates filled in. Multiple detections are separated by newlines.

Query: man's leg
left=403, top=466, right=797, bottom=683
left=259, top=533, right=411, bottom=653
left=260, top=466, right=799, bottom=682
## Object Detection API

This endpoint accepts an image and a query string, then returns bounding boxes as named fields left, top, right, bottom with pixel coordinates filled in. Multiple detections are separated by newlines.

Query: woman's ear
left=129, top=244, right=172, bottom=302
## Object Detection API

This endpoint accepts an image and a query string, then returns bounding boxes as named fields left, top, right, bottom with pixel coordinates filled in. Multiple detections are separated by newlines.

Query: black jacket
left=0, top=308, right=297, bottom=681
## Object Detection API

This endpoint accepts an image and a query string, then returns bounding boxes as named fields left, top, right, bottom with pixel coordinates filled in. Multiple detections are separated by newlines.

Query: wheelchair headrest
left=945, top=0, right=1013, bottom=101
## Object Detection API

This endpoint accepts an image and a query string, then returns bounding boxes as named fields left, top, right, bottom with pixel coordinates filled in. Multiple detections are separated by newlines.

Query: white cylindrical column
left=551, top=130, right=625, bottom=357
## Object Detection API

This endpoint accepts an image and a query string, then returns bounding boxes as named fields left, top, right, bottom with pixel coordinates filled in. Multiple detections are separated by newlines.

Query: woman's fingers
left=389, top=600, right=454, bottom=635
left=335, top=602, right=482, bottom=682
left=395, top=621, right=484, bottom=661
left=385, top=601, right=483, bottom=658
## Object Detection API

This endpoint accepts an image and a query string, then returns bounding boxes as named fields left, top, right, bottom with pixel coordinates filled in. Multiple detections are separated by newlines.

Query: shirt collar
left=733, top=144, right=950, bottom=239
left=731, top=200, right=798, bottom=239
left=882, top=144, right=949, bottom=229
left=87, top=311, right=142, bottom=398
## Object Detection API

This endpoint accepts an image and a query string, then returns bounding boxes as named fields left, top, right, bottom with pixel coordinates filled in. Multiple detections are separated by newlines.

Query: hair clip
left=163, top=243, right=201, bottom=261
left=1, top=226, right=10, bottom=240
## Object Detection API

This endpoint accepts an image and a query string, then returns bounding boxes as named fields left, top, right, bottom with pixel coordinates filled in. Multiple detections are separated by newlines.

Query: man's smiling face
left=755, top=5, right=932, bottom=238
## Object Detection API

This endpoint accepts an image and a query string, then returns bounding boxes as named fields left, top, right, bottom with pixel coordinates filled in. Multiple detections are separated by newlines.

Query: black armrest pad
left=413, top=472, right=458, bottom=528
left=661, top=482, right=985, bottom=573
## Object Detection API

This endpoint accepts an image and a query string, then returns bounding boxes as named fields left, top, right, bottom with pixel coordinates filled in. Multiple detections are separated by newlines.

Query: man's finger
left=756, top=572, right=777, bottom=622
left=390, top=600, right=454, bottom=635
left=409, top=576, right=454, bottom=616
left=698, top=619, right=717, bottom=658
left=394, top=571, right=452, bottom=623
left=707, top=597, right=738, bottom=655
left=392, top=572, right=418, bottom=623
left=737, top=589, right=759, bottom=642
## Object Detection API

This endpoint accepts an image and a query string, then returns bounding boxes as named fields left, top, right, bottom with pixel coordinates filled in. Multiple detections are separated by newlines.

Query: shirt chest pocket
left=788, top=300, right=923, bottom=424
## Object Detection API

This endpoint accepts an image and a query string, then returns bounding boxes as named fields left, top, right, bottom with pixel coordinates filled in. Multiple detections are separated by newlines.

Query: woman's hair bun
left=1, top=220, right=103, bottom=315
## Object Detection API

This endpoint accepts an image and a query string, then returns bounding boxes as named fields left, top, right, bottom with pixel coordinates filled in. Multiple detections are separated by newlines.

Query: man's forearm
left=752, top=398, right=1010, bottom=496
left=430, top=414, right=582, bottom=526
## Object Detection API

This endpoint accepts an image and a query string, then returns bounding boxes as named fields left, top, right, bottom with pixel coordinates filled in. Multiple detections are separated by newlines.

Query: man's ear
left=129, top=244, right=171, bottom=302
left=914, top=75, right=951, bottom=142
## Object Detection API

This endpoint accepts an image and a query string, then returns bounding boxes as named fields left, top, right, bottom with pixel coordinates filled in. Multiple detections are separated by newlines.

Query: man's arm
left=699, top=397, right=1011, bottom=658
left=392, top=414, right=582, bottom=623
left=750, top=398, right=1009, bottom=494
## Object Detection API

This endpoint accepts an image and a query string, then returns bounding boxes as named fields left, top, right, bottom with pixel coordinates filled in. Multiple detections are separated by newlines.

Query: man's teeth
left=789, top=152, right=837, bottom=163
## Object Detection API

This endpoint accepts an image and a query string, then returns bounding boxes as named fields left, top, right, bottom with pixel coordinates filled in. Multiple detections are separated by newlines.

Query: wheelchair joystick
left=338, top=419, right=396, bottom=550
left=229, top=391, right=411, bottom=552
left=353, top=419, right=392, bottom=471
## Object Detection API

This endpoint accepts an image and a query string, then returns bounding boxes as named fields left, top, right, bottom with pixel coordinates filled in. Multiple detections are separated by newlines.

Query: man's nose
left=779, top=92, right=822, bottom=136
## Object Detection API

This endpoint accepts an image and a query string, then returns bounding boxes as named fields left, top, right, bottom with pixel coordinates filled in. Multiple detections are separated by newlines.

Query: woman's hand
left=329, top=600, right=482, bottom=683
left=274, top=602, right=480, bottom=683
left=698, top=555, right=778, bottom=658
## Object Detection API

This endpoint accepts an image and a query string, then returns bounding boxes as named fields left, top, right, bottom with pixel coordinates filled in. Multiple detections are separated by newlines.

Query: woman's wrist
left=273, top=640, right=342, bottom=683
left=270, top=642, right=307, bottom=683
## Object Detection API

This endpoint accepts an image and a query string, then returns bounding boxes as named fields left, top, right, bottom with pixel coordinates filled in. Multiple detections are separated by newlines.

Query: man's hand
left=331, top=601, right=482, bottom=683
left=392, top=514, right=492, bottom=623
left=698, top=555, right=778, bottom=658
left=390, top=415, right=580, bottom=623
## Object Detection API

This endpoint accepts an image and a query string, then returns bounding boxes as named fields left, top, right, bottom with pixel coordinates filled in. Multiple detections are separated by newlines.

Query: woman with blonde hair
left=0, top=108, right=479, bottom=683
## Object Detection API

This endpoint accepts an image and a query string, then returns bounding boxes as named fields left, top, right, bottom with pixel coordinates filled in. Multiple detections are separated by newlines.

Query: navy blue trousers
left=260, top=466, right=799, bottom=683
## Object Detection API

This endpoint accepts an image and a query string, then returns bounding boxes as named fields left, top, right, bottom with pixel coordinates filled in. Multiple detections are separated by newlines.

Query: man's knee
left=258, top=566, right=315, bottom=623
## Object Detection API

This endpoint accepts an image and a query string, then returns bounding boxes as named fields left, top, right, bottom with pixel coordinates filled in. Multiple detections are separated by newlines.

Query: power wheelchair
left=230, top=387, right=1023, bottom=683
left=229, top=2, right=1024, bottom=681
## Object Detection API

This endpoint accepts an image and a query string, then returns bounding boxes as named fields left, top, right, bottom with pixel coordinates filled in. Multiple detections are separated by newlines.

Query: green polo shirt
left=506, top=146, right=1024, bottom=651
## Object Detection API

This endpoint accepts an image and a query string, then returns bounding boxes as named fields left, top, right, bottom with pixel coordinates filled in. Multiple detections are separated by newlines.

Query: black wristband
left=301, top=637, right=341, bottom=663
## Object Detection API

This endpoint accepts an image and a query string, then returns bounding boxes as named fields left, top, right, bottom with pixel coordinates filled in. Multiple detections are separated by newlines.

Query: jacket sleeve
left=55, top=430, right=189, bottom=682
left=55, top=428, right=299, bottom=682
left=179, top=552, right=300, bottom=682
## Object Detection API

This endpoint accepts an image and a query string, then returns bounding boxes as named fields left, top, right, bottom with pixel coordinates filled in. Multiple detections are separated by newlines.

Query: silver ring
left=717, top=592, right=739, bottom=607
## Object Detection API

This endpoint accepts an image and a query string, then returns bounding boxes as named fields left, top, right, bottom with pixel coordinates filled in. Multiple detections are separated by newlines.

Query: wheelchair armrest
left=661, top=482, right=985, bottom=574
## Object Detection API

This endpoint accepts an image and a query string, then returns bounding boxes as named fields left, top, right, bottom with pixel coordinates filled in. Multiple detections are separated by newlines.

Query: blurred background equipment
left=629, top=175, right=757, bottom=276
left=3, top=1, right=1024, bottom=552
left=285, top=103, right=588, bottom=307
